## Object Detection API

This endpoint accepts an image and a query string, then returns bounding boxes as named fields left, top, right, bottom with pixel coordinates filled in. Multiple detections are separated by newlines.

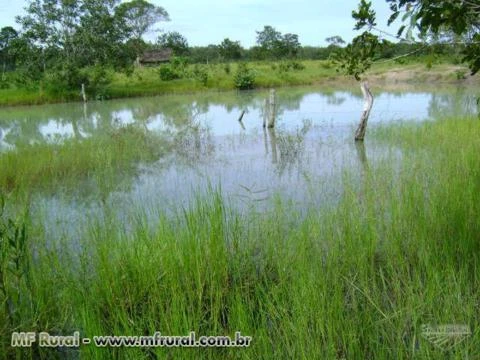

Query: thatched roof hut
left=138, top=49, right=173, bottom=65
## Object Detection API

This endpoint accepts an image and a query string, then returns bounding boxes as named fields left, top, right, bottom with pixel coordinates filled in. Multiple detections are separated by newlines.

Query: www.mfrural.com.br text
left=11, top=331, right=252, bottom=348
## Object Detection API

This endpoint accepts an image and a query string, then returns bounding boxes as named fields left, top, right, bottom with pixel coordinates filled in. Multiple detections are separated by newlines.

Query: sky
left=0, top=0, right=397, bottom=47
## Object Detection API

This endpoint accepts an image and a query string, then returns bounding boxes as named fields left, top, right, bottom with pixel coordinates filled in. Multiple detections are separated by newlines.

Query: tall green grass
left=0, top=125, right=168, bottom=194
left=1, top=117, right=479, bottom=359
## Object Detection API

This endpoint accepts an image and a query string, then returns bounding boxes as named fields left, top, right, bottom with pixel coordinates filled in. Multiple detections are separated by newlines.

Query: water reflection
left=0, top=85, right=479, bottom=243
left=1, top=86, right=478, bottom=149
left=267, top=128, right=278, bottom=164
left=355, top=141, right=369, bottom=172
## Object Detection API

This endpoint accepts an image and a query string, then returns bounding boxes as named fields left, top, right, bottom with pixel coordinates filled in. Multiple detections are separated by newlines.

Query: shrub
left=158, top=65, right=181, bottom=81
left=43, top=64, right=88, bottom=97
left=455, top=69, right=467, bottom=80
left=192, top=65, right=208, bottom=86
left=234, top=63, right=256, bottom=90
left=224, top=63, right=231, bottom=74
left=170, top=56, right=189, bottom=76
left=278, top=61, right=305, bottom=73
left=0, top=76, right=10, bottom=89
left=84, top=65, right=113, bottom=100
left=290, top=61, right=305, bottom=70
left=279, top=62, right=291, bottom=73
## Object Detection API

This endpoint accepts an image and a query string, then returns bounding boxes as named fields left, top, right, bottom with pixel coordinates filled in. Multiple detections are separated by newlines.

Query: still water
left=0, top=85, right=478, bottom=241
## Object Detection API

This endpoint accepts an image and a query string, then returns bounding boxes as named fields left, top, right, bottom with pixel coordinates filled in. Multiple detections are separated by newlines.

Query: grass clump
left=0, top=125, right=167, bottom=193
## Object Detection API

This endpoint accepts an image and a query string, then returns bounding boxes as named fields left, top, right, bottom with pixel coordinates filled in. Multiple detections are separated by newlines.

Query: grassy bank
left=1, top=116, right=479, bottom=359
left=0, top=59, right=474, bottom=107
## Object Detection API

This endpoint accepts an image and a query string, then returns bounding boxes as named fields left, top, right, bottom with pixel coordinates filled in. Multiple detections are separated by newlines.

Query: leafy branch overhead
left=332, top=32, right=379, bottom=81
left=336, top=0, right=480, bottom=80
left=332, top=0, right=381, bottom=80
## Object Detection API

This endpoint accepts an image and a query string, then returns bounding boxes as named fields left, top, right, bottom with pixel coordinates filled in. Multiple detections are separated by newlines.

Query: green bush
left=170, top=56, right=189, bottom=76
left=234, top=63, right=256, bottom=90
left=43, top=64, right=88, bottom=97
left=290, top=61, right=305, bottom=70
left=158, top=57, right=190, bottom=81
left=320, top=60, right=334, bottom=69
left=224, top=63, right=231, bottom=74
left=455, top=69, right=467, bottom=80
left=84, top=65, right=113, bottom=100
left=279, top=62, right=291, bottom=73
left=192, top=65, right=209, bottom=86
left=278, top=61, right=306, bottom=73
left=12, top=63, right=44, bottom=89
left=0, top=76, right=10, bottom=89
left=158, top=65, right=181, bottom=81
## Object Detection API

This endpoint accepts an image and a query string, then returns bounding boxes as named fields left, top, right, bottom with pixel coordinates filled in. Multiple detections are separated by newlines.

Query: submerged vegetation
left=1, top=117, right=479, bottom=359
left=0, top=125, right=167, bottom=194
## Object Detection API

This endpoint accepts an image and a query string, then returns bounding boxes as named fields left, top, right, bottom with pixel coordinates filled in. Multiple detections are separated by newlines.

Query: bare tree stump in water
left=355, top=81, right=373, bottom=141
left=267, top=89, right=276, bottom=128
left=238, top=110, right=246, bottom=122
left=238, top=111, right=246, bottom=130
left=81, top=83, right=87, bottom=103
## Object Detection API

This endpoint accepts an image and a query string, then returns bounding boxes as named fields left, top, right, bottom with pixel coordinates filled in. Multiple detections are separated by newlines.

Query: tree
left=256, top=25, right=282, bottom=51
left=281, top=33, right=301, bottom=58
left=256, top=26, right=301, bottom=58
left=15, top=0, right=165, bottom=71
left=114, top=0, right=169, bottom=39
left=384, top=0, right=480, bottom=74
left=157, top=31, right=189, bottom=56
left=189, top=45, right=221, bottom=63
left=325, top=35, right=346, bottom=47
left=13, top=0, right=169, bottom=94
left=339, top=0, right=480, bottom=79
left=16, top=0, right=80, bottom=71
left=0, top=27, right=18, bottom=75
left=219, top=38, right=242, bottom=60
left=337, top=0, right=480, bottom=141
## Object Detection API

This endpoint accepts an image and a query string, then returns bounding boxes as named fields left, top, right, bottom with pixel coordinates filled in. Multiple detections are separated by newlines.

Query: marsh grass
left=1, top=117, right=480, bottom=359
left=0, top=125, right=168, bottom=194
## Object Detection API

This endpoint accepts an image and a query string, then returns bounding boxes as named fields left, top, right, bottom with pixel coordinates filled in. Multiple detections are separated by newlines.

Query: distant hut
left=137, top=49, right=173, bottom=66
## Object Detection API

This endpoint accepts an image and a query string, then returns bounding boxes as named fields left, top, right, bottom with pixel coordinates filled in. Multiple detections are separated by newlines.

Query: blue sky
left=0, top=0, right=397, bottom=47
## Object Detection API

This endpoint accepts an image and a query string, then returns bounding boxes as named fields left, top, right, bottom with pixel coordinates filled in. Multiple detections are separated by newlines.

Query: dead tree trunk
left=238, top=110, right=246, bottom=122
left=267, top=89, right=276, bottom=128
left=81, top=83, right=87, bottom=103
left=354, top=81, right=373, bottom=141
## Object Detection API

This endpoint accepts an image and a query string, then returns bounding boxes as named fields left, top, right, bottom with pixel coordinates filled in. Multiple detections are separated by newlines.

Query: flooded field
left=1, top=85, right=478, bottom=241
left=2, top=85, right=480, bottom=359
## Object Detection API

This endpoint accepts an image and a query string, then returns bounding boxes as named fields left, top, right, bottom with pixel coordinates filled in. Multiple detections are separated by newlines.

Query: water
left=0, top=85, right=478, bottom=242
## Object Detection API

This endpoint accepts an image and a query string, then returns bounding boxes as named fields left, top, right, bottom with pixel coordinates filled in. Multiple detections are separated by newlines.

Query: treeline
left=185, top=40, right=460, bottom=64
left=0, top=0, right=466, bottom=97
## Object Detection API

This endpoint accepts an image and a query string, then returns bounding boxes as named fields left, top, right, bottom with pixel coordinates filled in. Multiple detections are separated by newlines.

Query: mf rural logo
left=421, top=324, right=471, bottom=350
